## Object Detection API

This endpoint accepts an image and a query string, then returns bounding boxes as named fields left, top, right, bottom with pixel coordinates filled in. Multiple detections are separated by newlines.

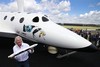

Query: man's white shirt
left=13, top=43, right=34, bottom=62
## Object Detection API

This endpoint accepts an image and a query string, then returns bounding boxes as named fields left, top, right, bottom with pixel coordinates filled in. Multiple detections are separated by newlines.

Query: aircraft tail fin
left=16, top=0, right=24, bottom=12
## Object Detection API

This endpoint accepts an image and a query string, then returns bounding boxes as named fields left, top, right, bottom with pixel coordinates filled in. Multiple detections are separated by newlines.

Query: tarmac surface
left=0, top=37, right=100, bottom=67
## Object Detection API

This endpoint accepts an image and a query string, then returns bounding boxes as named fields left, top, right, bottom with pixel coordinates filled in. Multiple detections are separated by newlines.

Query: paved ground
left=0, top=37, right=100, bottom=67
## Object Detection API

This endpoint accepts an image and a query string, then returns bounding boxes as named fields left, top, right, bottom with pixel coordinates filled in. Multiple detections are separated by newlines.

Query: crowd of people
left=69, top=28, right=100, bottom=48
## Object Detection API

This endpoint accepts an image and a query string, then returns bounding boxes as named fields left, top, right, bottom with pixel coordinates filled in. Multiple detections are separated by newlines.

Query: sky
left=0, top=0, right=100, bottom=24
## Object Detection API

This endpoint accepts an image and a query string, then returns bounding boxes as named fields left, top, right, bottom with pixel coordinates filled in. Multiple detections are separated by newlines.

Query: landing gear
left=47, top=46, right=77, bottom=58
left=47, top=46, right=58, bottom=54
left=56, top=50, right=77, bottom=58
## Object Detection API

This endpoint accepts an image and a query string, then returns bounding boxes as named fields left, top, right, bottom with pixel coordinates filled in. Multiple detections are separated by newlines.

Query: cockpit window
left=42, top=16, right=49, bottom=22
left=32, top=16, right=39, bottom=22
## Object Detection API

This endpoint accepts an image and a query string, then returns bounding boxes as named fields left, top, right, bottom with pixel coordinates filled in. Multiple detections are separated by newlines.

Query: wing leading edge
left=0, top=22, right=17, bottom=38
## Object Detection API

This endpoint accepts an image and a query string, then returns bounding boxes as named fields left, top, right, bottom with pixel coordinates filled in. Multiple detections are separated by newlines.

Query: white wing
left=0, top=22, right=17, bottom=38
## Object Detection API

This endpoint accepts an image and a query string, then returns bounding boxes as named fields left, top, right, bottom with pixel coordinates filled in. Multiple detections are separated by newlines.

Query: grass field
left=62, top=25, right=100, bottom=30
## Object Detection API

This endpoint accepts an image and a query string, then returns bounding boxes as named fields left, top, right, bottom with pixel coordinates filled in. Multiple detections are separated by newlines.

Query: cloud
left=0, top=7, right=1, bottom=11
left=97, top=2, right=100, bottom=6
left=89, top=2, right=100, bottom=7
left=0, top=0, right=70, bottom=12
left=57, top=0, right=71, bottom=12
left=0, top=1, right=17, bottom=12
left=0, top=0, right=42, bottom=12
left=23, top=0, right=42, bottom=12
left=0, top=0, right=100, bottom=24
left=75, top=11, right=100, bottom=24
left=0, top=0, right=71, bottom=23
left=49, top=10, right=100, bottom=24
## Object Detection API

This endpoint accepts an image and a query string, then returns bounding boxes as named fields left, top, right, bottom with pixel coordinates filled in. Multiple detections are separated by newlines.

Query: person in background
left=13, top=36, right=34, bottom=67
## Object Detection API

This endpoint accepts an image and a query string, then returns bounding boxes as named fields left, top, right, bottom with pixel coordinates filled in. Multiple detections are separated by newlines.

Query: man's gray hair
left=14, top=36, right=23, bottom=44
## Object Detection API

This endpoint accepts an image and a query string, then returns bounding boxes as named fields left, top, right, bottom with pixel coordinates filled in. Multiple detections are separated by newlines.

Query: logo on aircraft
left=23, top=25, right=46, bottom=39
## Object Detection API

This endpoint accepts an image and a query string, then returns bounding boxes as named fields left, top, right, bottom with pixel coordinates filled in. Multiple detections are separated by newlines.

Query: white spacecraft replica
left=0, top=0, right=98, bottom=58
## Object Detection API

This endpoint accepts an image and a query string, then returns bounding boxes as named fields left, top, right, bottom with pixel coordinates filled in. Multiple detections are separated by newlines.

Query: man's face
left=16, top=38, right=22, bottom=47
